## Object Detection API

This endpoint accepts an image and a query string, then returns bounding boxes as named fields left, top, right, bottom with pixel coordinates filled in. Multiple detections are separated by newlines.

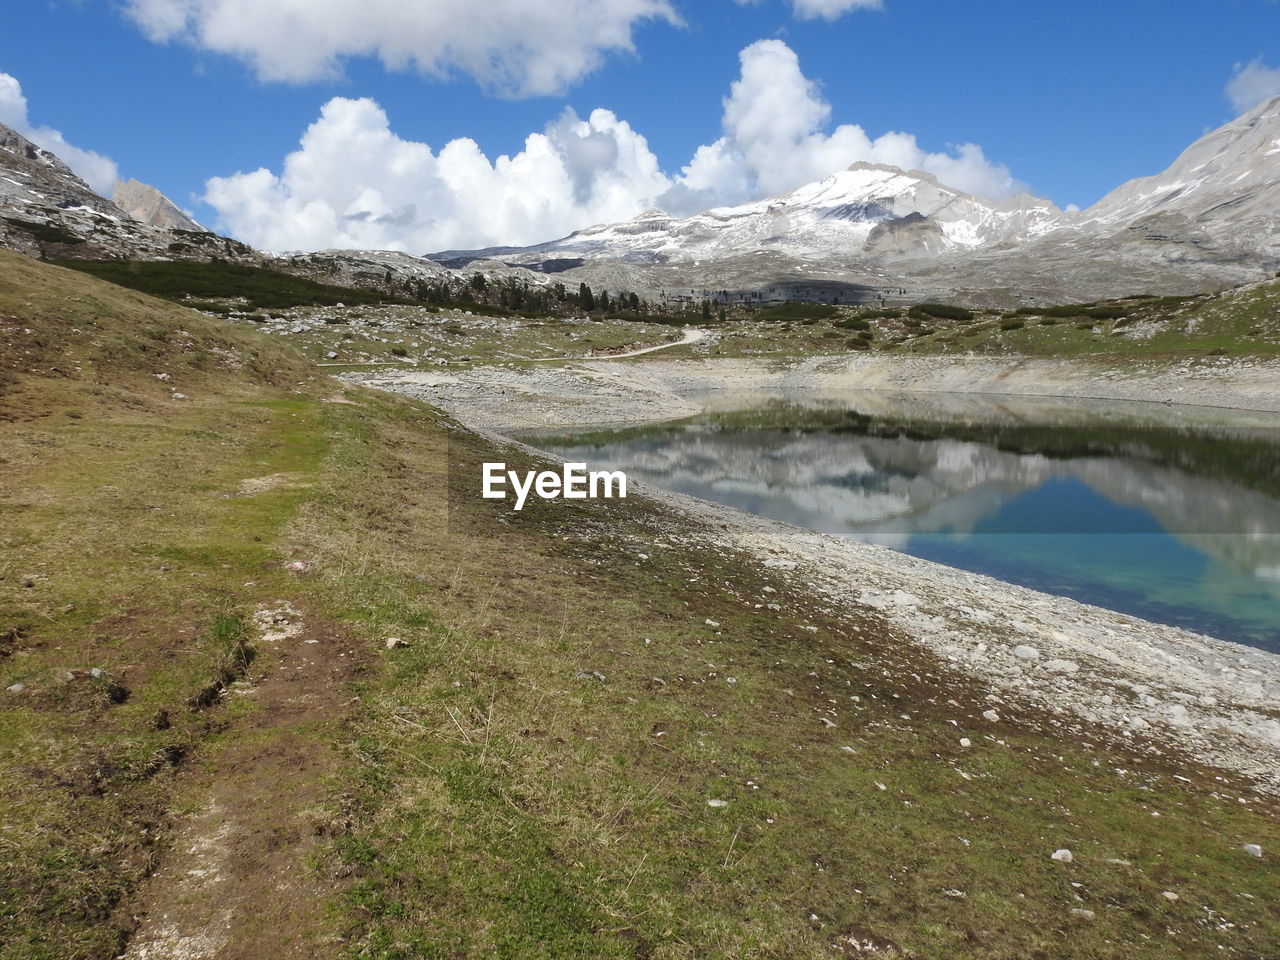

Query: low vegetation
left=53, top=258, right=412, bottom=310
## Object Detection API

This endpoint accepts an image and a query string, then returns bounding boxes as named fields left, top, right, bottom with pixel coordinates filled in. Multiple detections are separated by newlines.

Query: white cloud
left=203, top=39, right=1025, bottom=253
left=1226, top=58, right=1280, bottom=115
left=122, top=0, right=678, bottom=96
left=679, top=40, right=1022, bottom=206
left=790, top=0, right=882, bottom=20
left=0, top=72, right=119, bottom=194
left=203, top=98, right=672, bottom=252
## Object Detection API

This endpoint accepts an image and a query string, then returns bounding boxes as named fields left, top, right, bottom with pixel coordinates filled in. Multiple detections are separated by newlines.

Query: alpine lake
left=527, top=393, right=1280, bottom=653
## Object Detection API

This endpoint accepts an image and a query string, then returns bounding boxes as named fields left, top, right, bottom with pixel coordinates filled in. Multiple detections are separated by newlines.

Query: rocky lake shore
left=351, top=352, right=1280, bottom=794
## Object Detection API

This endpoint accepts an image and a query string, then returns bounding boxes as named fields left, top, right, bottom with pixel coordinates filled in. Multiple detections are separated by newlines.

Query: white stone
left=1243, top=843, right=1263, bottom=858
left=1013, top=645, right=1040, bottom=660
left=982, top=709, right=1000, bottom=723
left=707, top=799, right=728, bottom=808
left=959, top=737, right=971, bottom=748
left=384, top=637, right=408, bottom=649
left=1051, top=849, right=1073, bottom=862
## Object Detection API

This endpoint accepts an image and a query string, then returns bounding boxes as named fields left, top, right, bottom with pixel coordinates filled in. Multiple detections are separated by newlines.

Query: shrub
left=1000, top=318, right=1025, bottom=331
left=390, top=347, right=408, bottom=357
left=1038, top=317, right=1059, bottom=326
left=835, top=317, right=871, bottom=331
left=847, top=337, right=871, bottom=350
left=755, top=303, right=838, bottom=322
left=5, top=217, right=84, bottom=245
left=53, top=259, right=409, bottom=309
left=909, top=303, right=974, bottom=323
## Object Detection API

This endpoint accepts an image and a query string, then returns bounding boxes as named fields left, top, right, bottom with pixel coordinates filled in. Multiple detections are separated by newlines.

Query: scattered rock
left=285, top=560, right=312, bottom=573
left=576, top=670, right=606, bottom=682
left=1162, top=891, right=1179, bottom=901
left=1043, top=659, right=1080, bottom=674
left=384, top=637, right=409, bottom=650
left=706, top=799, right=728, bottom=808
left=1013, top=645, right=1040, bottom=660
left=959, top=737, right=971, bottom=748
left=982, top=709, right=1000, bottom=723
left=704, top=619, right=720, bottom=628
left=6, top=683, right=25, bottom=693
left=1069, top=908, right=1096, bottom=921
left=1243, top=843, right=1263, bottom=858
left=1051, top=849, right=1074, bottom=863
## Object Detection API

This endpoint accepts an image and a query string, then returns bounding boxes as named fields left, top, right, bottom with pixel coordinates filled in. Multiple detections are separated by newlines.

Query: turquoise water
left=530, top=396, right=1280, bottom=652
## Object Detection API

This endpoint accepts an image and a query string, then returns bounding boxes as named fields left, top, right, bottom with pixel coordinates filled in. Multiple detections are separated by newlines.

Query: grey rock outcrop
left=113, top=178, right=206, bottom=232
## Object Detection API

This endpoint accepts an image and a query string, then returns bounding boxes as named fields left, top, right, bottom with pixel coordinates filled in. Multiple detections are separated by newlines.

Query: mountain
left=0, top=121, right=255, bottom=263
left=1085, top=97, right=1280, bottom=229
left=433, top=98, right=1280, bottom=304
left=112, top=177, right=207, bottom=232
left=3, top=100, right=1279, bottom=309
left=492, top=162, right=1066, bottom=267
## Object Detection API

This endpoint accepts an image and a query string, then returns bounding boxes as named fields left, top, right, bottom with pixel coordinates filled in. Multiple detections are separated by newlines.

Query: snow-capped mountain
left=440, top=97, right=1280, bottom=299
left=492, top=162, right=1066, bottom=266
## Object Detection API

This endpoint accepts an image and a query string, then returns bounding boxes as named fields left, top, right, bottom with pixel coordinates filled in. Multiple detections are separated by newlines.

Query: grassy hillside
left=1, top=250, right=1278, bottom=959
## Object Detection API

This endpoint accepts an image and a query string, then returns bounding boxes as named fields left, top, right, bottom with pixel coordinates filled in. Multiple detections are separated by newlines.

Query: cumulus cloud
left=1226, top=58, right=1280, bottom=115
left=0, top=72, right=119, bottom=194
left=121, top=0, right=678, bottom=96
left=203, top=98, right=671, bottom=252
left=679, top=40, right=1021, bottom=206
left=203, top=39, right=1025, bottom=253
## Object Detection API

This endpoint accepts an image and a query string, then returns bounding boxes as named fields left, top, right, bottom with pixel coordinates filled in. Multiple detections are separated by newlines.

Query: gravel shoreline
left=349, top=353, right=1280, bottom=792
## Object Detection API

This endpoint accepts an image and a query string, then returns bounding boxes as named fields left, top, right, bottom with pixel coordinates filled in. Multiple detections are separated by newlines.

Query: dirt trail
left=118, top=602, right=359, bottom=960
left=530, top=325, right=709, bottom=362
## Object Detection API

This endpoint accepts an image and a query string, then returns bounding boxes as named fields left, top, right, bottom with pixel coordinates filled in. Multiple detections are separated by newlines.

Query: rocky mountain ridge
left=112, top=178, right=206, bottom=232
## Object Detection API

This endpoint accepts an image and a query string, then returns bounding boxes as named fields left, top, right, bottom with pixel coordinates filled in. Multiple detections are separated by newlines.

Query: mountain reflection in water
left=529, top=394, right=1280, bottom=651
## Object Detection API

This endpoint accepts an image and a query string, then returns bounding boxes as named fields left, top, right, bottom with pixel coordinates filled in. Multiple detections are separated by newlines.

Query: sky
left=3, top=0, right=1280, bottom=254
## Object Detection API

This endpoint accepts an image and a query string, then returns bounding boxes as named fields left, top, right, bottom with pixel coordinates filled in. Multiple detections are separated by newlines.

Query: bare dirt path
left=529, top=325, right=709, bottom=362
left=118, top=602, right=360, bottom=960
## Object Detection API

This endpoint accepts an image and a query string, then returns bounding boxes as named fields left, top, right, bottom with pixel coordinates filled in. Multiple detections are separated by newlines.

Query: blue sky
left=3, top=0, right=1279, bottom=252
